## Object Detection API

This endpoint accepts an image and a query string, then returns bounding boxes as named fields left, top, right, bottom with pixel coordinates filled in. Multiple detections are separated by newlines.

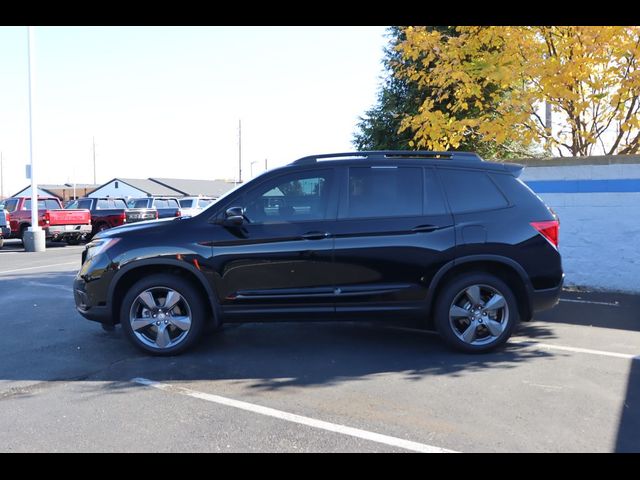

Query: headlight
left=85, top=237, right=121, bottom=260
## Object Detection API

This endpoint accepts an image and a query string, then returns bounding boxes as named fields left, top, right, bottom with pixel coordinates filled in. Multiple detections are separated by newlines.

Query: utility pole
left=92, top=136, right=96, bottom=184
left=25, top=26, right=45, bottom=252
left=1, top=152, right=4, bottom=200
left=238, top=120, right=242, bottom=184
left=264, top=158, right=267, bottom=172
left=545, top=102, right=553, bottom=156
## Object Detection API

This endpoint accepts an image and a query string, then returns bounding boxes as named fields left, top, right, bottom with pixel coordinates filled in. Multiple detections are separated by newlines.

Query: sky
left=0, top=26, right=388, bottom=197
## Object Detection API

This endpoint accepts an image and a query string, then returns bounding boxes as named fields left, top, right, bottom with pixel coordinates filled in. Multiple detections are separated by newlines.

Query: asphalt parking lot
left=0, top=238, right=638, bottom=452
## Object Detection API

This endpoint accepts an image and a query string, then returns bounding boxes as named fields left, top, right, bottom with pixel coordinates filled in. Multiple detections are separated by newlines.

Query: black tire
left=66, top=237, right=80, bottom=245
left=120, top=274, right=206, bottom=356
left=20, top=225, right=28, bottom=246
left=434, top=272, right=519, bottom=353
left=0, top=236, right=3, bottom=249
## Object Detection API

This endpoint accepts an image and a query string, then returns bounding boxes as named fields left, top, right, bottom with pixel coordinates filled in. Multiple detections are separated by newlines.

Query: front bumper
left=531, top=274, right=564, bottom=312
left=74, top=252, right=115, bottom=325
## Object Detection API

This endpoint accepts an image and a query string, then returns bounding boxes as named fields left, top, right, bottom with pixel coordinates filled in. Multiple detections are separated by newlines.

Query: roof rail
left=291, top=150, right=483, bottom=165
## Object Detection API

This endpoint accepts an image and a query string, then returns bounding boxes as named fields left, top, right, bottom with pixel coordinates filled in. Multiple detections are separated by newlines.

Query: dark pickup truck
left=67, top=197, right=158, bottom=238
left=2, top=196, right=92, bottom=244
left=127, top=197, right=183, bottom=219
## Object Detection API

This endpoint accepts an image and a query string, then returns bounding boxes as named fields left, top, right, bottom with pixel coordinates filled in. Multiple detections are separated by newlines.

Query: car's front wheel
left=120, top=274, right=206, bottom=355
left=434, top=273, right=519, bottom=353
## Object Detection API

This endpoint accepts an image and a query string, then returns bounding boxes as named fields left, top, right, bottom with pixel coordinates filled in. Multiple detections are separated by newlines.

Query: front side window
left=346, top=167, right=423, bottom=219
left=242, top=170, right=333, bottom=224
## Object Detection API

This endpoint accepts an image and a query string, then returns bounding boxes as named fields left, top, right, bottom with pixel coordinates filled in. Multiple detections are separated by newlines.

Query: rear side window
left=4, top=199, right=19, bottom=213
left=23, top=199, right=60, bottom=210
left=346, top=167, right=423, bottom=219
left=438, top=169, right=509, bottom=213
left=77, top=199, right=92, bottom=210
left=179, top=199, right=192, bottom=208
left=130, top=199, right=149, bottom=208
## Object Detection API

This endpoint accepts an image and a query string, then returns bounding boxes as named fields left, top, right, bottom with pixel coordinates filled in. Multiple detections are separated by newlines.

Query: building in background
left=88, top=177, right=236, bottom=200
left=11, top=183, right=99, bottom=202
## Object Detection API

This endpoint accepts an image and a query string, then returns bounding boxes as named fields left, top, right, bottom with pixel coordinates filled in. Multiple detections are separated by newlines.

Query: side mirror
left=224, top=206, right=245, bottom=226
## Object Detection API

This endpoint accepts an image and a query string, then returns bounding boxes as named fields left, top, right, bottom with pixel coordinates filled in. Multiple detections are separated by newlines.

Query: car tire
left=120, top=274, right=206, bottom=356
left=0, top=237, right=3, bottom=249
left=20, top=225, right=28, bottom=246
left=434, top=272, right=519, bottom=353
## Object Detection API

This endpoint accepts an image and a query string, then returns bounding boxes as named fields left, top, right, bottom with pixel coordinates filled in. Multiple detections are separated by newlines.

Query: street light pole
left=0, top=152, right=4, bottom=200
left=25, top=26, right=45, bottom=252
left=92, top=136, right=96, bottom=185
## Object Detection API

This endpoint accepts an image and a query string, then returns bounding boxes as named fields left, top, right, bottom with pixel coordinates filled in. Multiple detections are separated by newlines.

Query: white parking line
left=559, top=298, right=620, bottom=307
left=380, top=326, right=640, bottom=361
left=0, top=261, right=78, bottom=275
left=131, top=377, right=457, bottom=453
left=513, top=340, right=640, bottom=361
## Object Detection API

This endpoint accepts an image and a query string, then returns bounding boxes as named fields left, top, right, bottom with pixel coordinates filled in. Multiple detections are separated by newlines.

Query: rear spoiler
left=502, top=162, right=524, bottom=178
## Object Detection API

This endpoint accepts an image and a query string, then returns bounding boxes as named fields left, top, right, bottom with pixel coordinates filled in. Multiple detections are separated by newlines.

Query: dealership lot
left=0, top=239, right=638, bottom=452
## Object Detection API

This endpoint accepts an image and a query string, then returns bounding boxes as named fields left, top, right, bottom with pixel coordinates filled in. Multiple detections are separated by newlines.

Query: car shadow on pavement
left=616, top=358, right=640, bottom=452
left=534, top=292, right=640, bottom=332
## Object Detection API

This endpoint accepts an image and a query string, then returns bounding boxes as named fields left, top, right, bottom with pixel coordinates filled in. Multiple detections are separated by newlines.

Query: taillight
left=155, top=211, right=159, bottom=219
left=119, top=212, right=127, bottom=223
left=43, top=212, right=51, bottom=224
left=175, top=210, right=182, bottom=217
left=531, top=220, right=559, bottom=249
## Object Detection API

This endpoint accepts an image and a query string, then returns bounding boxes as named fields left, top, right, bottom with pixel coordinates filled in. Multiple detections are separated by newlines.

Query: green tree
left=353, top=26, right=535, bottom=159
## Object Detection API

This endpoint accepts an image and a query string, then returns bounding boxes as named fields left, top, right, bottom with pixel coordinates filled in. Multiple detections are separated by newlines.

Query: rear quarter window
left=438, top=168, right=509, bottom=213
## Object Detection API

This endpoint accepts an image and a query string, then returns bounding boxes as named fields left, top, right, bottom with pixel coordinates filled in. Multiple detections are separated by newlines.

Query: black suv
left=74, top=151, right=563, bottom=355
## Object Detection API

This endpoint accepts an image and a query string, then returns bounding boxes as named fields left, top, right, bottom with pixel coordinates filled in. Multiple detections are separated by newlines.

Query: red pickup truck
left=2, top=196, right=92, bottom=244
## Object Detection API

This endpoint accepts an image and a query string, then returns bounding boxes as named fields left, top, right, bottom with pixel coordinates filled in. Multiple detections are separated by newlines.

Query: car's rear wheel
left=434, top=273, right=519, bottom=353
left=120, top=274, right=205, bottom=355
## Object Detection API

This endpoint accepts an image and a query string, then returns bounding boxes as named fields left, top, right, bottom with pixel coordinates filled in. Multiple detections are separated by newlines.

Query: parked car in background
left=127, top=197, right=182, bottom=219
left=66, top=197, right=158, bottom=240
left=3, top=196, right=91, bottom=244
left=0, top=206, right=10, bottom=249
left=178, top=196, right=215, bottom=217
left=74, top=150, right=563, bottom=356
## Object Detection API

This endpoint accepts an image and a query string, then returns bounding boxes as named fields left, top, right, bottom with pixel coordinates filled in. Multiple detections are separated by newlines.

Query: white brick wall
left=523, top=163, right=640, bottom=293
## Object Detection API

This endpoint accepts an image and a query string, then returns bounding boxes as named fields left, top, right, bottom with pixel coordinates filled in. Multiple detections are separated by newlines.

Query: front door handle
left=301, top=231, right=331, bottom=240
left=411, top=224, right=440, bottom=233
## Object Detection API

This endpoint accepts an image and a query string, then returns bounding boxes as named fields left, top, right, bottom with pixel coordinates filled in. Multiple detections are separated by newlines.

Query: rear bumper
left=530, top=275, right=564, bottom=312
left=46, top=224, right=92, bottom=238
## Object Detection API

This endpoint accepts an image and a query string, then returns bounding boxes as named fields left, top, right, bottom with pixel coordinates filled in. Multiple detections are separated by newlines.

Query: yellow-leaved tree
left=397, top=26, right=640, bottom=157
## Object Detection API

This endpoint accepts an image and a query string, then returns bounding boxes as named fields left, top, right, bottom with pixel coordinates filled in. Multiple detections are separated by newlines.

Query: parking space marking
left=512, top=340, right=640, bottom=361
left=380, top=326, right=640, bottom=361
left=559, top=298, right=620, bottom=307
left=132, top=377, right=457, bottom=453
left=0, top=261, right=78, bottom=275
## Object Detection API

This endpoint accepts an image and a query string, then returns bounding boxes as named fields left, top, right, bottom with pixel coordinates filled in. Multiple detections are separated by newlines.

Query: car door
left=208, top=168, right=338, bottom=319
left=332, top=165, right=455, bottom=316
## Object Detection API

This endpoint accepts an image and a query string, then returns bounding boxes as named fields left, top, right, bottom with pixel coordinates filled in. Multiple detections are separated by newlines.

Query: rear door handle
left=411, top=224, right=440, bottom=233
left=301, top=231, right=331, bottom=240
